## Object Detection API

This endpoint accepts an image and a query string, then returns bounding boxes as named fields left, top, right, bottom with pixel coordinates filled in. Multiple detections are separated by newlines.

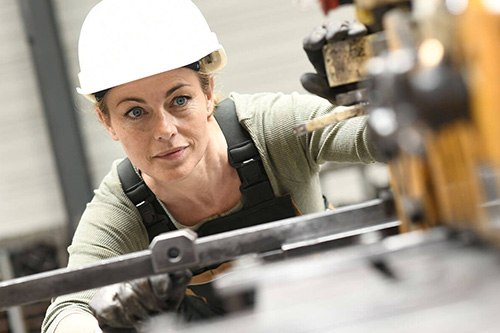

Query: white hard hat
left=76, top=0, right=227, bottom=98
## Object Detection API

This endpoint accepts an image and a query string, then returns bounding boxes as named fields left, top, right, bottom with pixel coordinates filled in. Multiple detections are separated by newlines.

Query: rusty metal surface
left=323, top=34, right=379, bottom=88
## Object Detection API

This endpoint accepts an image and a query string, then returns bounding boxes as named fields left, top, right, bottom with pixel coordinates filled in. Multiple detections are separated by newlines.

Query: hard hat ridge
left=76, top=0, right=227, bottom=100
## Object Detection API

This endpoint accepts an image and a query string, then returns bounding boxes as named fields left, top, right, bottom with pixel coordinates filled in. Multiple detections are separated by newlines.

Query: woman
left=43, top=0, right=380, bottom=331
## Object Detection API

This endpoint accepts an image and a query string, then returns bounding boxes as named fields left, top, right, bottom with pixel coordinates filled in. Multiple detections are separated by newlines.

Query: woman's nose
left=153, top=111, right=177, bottom=140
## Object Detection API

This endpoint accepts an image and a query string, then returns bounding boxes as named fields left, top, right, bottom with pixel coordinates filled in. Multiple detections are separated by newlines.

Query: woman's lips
left=154, top=147, right=187, bottom=160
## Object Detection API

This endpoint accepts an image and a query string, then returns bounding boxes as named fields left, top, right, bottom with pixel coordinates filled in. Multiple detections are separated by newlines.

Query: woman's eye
left=173, top=96, right=189, bottom=106
left=126, top=107, right=143, bottom=118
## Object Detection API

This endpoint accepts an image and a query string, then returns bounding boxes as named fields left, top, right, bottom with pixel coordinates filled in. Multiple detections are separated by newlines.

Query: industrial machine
left=300, top=0, right=500, bottom=242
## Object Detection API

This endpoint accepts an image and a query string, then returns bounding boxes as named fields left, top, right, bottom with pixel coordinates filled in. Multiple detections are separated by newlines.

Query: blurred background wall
left=0, top=0, right=388, bottom=252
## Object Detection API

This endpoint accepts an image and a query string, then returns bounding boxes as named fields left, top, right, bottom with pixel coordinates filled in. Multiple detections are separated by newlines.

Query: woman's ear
left=96, top=108, right=119, bottom=141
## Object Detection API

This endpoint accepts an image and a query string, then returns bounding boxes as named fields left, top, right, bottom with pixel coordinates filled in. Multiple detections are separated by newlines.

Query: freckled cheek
left=120, top=122, right=154, bottom=134
left=181, top=117, right=208, bottom=136
left=191, top=128, right=210, bottom=150
left=114, top=126, right=152, bottom=152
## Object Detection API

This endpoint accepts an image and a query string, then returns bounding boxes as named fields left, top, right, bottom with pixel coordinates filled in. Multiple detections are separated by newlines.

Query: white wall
left=0, top=0, right=66, bottom=243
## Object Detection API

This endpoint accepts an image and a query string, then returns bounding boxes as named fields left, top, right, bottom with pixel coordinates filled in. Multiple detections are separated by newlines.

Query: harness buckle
left=136, top=199, right=157, bottom=225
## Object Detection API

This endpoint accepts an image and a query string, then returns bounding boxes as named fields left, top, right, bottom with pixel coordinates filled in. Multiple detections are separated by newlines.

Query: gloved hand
left=89, top=270, right=192, bottom=332
left=301, top=20, right=368, bottom=104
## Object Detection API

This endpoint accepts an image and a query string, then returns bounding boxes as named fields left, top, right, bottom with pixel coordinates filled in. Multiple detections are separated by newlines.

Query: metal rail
left=0, top=199, right=398, bottom=310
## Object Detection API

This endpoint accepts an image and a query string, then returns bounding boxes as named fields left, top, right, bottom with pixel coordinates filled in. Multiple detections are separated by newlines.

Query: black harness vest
left=117, top=99, right=298, bottom=243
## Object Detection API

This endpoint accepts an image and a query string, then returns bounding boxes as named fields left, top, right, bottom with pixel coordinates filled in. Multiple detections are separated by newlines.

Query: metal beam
left=0, top=199, right=399, bottom=309
left=17, top=0, right=93, bottom=235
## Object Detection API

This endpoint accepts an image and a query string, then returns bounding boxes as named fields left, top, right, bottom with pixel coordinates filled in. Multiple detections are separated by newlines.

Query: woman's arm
left=43, top=160, right=149, bottom=332
left=54, top=313, right=100, bottom=333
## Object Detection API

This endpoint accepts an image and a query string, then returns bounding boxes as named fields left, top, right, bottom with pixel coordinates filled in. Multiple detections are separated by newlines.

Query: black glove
left=89, top=270, right=192, bottom=332
left=301, top=20, right=367, bottom=104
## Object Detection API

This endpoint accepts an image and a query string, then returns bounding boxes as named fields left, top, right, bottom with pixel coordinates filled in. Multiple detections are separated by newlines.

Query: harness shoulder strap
left=117, top=158, right=174, bottom=242
left=214, top=99, right=275, bottom=207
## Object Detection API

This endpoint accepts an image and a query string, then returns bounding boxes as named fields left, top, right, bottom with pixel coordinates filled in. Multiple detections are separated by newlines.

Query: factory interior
left=1, top=0, right=500, bottom=332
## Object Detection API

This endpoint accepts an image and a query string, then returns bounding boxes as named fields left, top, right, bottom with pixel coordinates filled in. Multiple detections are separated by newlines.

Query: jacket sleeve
left=231, top=92, right=382, bottom=180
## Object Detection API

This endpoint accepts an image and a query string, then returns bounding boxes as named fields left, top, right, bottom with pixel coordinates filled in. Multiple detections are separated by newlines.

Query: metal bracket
left=150, top=230, right=199, bottom=273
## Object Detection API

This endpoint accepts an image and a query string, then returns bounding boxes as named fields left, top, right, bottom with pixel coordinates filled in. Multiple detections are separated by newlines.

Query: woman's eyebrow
left=115, top=83, right=191, bottom=107
left=116, top=97, right=146, bottom=108
left=166, top=83, right=190, bottom=98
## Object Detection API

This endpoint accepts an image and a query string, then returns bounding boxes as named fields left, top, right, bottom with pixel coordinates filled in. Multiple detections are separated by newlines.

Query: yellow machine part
left=425, top=121, right=485, bottom=229
left=456, top=1, right=500, bottom=167
left=391, top=122, right=487, bottom=234
left=391, top=1, right=500, bottom=239
left=389, top=152, right=438, bottom=233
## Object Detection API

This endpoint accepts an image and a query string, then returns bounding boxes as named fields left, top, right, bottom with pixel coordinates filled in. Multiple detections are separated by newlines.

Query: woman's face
left=100, top=68, right=215, bottom=184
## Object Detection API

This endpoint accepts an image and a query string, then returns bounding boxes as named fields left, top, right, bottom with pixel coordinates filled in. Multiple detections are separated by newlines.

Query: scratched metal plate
left=323, top=34, right=377, bottom=87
